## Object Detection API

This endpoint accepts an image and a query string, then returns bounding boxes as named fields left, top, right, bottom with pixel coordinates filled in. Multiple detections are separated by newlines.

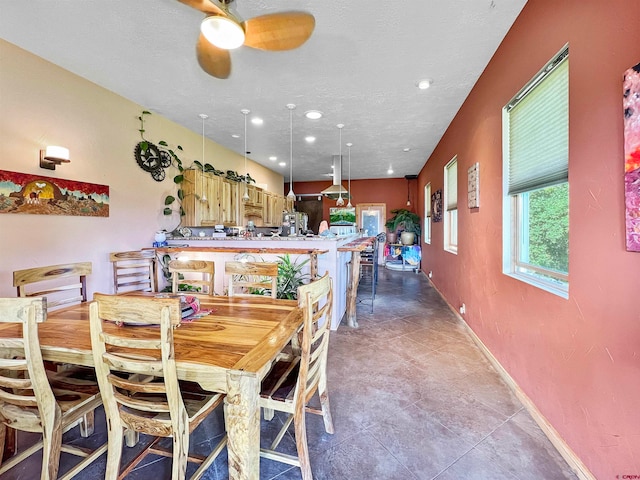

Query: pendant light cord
left=347, top=142, right=352, bottom=208
left=336, top=124, right=344, bottom=206
left=241, top=109, right=250, bottom=201
left=199, top=114, right=208, bottom=203
left=287, top=104, right=296, bottom=200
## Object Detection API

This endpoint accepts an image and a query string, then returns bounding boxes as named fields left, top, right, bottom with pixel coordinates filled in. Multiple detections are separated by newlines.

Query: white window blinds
left=507, top=51, right=568, bottom=196
left=446, top=159, right=457, bottom=211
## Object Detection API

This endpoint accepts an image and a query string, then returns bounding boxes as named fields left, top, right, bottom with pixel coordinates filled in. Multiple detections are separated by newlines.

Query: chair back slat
left=226, top=261, right=278, bottom=299
left=13, top=262, right=91, bottom=310
left=168, top=259, right=215, bottom=295
left=110, top=250, right=157, bottom=294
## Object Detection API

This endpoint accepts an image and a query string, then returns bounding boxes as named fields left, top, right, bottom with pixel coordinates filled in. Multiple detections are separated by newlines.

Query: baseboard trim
left=429, top=280, right=595, bottom=480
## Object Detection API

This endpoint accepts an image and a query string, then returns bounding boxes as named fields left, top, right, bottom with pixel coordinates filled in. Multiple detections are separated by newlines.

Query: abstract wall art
left=624, top=62, right=640, bottom=251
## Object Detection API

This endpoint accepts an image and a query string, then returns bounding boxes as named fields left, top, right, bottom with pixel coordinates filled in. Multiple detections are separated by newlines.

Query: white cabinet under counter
left=155, top=234, right=360, bottom=330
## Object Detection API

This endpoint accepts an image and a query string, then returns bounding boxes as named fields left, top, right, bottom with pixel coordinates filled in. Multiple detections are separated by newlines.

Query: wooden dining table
left=0, top=293, right=303, bottom=480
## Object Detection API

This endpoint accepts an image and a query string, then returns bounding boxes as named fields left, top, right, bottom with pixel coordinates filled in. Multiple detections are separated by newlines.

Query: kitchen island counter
left=156, top=234, right=360, bottom=329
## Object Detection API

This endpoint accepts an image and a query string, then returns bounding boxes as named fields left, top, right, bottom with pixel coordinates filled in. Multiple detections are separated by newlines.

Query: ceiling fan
left=178, top=0, right=315, bottom=79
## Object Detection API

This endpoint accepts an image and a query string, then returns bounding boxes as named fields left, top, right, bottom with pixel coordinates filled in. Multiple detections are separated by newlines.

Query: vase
left=387, top=232, right=397, bottom=244
left=400, top=231, right=415, bottom=245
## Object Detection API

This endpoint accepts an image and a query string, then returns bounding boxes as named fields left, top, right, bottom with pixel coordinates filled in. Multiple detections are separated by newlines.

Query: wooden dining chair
left=225, top=261, right=279, bottom=299
left=168, top=259, right=215, bottom=295
left=89, top=293, right=226, bottom=480
left=12, top=261, right=99, bottom=434
left=110, top=250, right=157, bottom=294
left=0, top=297, right=106, bottom=480
left=258, top=272, right=334, bottom=480
left=13, top=261, right=92, bottom=310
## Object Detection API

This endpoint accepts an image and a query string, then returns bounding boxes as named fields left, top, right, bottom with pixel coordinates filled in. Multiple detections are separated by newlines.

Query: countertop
left=167, top=234, right=355, bottom=242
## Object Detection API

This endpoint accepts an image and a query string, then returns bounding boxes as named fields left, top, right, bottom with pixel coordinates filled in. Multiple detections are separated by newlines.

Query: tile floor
left=2, top=268, right=579, bottom=479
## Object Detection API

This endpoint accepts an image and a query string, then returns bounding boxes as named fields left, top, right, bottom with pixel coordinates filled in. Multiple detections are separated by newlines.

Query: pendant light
left=286, top=104, right=296, bottom=201
left=336, top=124, right=345, bottom=206
left=346, top=142, right=353, bottom=208
left=199, top=113, right=208, bottom=203
left=241, top=109, right=250, bottom=202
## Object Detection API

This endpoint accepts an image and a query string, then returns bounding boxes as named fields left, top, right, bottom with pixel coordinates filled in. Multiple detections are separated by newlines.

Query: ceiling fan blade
left=196, top=33, right=231, bottom=79
left=177, top=0, right=226, bottom=15
left=242, top=12, right=315, bottom=51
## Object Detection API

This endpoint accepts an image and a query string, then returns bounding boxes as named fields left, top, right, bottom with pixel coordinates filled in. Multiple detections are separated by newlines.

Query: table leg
left=224, top=370, right=260, bottom=480
left=346, top=252, right=361, bottom=328
left=310, top=253, right=318, bottom=280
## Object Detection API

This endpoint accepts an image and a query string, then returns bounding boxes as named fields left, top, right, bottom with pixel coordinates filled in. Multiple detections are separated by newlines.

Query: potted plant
left=385, top=208, right=421, bottom=245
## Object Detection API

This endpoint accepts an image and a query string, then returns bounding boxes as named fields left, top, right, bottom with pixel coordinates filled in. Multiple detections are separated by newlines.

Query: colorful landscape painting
left=624, top=62, right=640, bottom=251
left=329, top=207, right=356, bottom=226
left=0, top=170, right=109, bottom=217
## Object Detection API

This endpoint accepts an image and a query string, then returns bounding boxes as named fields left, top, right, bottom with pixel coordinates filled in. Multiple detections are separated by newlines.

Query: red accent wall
left=290, top=178, right=419, bottom=226
left=416, top=1, right=640, bottom=477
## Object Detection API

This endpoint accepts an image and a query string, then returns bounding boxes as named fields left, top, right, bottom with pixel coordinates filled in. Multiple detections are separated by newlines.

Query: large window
left=503, top=46, right=569, bottom=297
left=444, top=157, right=458, bottom=253
left=424, top=182, right=431, bottom=244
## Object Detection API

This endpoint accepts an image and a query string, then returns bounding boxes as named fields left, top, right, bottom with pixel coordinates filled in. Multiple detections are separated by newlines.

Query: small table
left=384, top=243, right=421, bottom=272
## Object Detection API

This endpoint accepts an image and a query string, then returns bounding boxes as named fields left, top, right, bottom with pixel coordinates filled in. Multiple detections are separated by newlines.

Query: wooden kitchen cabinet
left=182, top=169, right=222, bottom=226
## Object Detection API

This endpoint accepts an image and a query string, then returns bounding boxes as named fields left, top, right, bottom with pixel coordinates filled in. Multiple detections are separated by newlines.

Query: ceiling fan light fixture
left=201, top=16, right=245, bottom=50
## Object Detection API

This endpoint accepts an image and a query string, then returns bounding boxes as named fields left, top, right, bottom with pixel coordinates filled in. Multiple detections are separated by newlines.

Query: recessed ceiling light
left=278, top=161, right=286, bottom=167
left=305, top=136, right=316, bottom=143
left=251, top=117, right=263, bottom=125
left=403, top=147, right=411, bottom=152
left=269, top=156, right=277, bottom=161
left=231, top=134, right=240, bottom=138
left=417, top=79, right=432, bottom=90
left=304, top=110, right=323, bottom=120
left=387, top=168, right=394, bottom=174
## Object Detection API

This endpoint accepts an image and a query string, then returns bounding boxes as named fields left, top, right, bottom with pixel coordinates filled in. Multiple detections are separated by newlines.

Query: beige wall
left=0, top=39, right=283, bottom=298
left=416, top=1, right=640, bottom=477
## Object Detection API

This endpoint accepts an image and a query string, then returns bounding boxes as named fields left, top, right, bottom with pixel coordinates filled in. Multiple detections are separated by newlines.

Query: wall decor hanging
left=624, top=62, right=640, bottom=251
left=0, top=170, right=109, bottom=217
left=467, top=162, right=480, bottom=208
left=431, top=189, right=443, bottom=222
left=135, top=110, right=182, bottom=182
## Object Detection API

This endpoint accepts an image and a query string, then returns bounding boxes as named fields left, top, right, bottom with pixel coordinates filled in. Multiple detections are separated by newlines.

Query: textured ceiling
left=0, top=0, right=526, bottom=182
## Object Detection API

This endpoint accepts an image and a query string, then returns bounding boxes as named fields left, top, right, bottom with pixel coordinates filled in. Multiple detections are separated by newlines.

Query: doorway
left=356, top=203, right=387, bottom=264
left=295, top=197, right=323, bottom=234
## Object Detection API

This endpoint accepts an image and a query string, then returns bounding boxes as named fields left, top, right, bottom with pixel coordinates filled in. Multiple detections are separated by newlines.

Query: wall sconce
left=40, top=146, right=70, bottom=170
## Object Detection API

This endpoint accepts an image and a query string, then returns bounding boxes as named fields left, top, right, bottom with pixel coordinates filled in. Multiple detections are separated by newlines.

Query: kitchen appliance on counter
left=282, top=212, right=308, bottom=236
left=211, top=224, right=226, bottom=238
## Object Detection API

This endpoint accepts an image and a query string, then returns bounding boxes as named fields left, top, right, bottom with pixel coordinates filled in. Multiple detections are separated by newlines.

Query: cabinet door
left=182, top=169, right=222, bottom=226
left=220, top=179, right=238, bottom=226
left=201, top=173, right=222, bottom=224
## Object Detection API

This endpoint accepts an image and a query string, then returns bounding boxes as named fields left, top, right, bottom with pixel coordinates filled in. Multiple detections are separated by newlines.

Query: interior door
left=356, top=203, right=386, bottom=263
left=356, top=203, right=386, bottom=236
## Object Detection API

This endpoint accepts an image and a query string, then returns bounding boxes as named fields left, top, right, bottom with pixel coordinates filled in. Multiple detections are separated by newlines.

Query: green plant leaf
left=174, top=174, right=184, bottom=184
left=164, top=195, right=175, bottom=205
left=142, top=110, right=151, bottom=115
left=178, top=189, right=184, bottom=201
left=159, top=140, right=168, bottom=147
left=140, top=141, right=148, bottom=151
left=194, top=160, right=203, bottom=170
left=177, top=145, right=183, bottom=151
left=163, top=207, right=172, bottom=215
left=180, top=206, right=185, bottom=216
